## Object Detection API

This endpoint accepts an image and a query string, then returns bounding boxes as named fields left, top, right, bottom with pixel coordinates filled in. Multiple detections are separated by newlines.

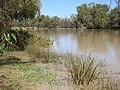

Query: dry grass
left=26, top=46, right=59, bottom=63
left=26, top=35, right=60, bottom=63
left=62, top=53, right=120, bottom=90
left=64, top=54, right=102, bottom=85
left=1, top=50, right=120, bottom=90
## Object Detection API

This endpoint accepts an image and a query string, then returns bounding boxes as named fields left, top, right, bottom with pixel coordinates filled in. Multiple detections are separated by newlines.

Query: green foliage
left=70, top=14, right=81, bottom=29
left=108, top=7, right=120, bottom=29
left=0, top=29, right=32, bottom=53
left=13, top=29, right=31, bottom=50
left=77, top=3, right=109, bottom=29
left=0, top=0, right=41, bottom=52
left=49, top=16, right=60, bottom=28
left=28, top=35, right=51, bottom=48
left=0, top=0, right=41, bottom=30
left=37, top=15, right=60, bottom=29
left=0, top=31, right=17, bottom=52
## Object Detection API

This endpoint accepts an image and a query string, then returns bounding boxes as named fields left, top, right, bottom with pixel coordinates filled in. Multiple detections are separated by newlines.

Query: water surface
left=38, top=29, right=120, bottom=73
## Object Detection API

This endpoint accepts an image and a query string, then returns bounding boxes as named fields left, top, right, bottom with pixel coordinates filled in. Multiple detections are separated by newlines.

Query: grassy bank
left=0, top=32, right=120, bottom=90
left=0, top=57, right=57, bottom=90
left=0, top=50, right=120, bottom=90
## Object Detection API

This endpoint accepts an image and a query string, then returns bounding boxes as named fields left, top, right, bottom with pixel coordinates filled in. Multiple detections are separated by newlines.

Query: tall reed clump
left=65, top=54, right=120, bottom=90
left=65, top=54, right=104, bottom=86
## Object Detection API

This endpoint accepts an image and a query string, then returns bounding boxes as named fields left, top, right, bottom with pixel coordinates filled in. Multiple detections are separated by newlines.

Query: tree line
left=13, top=1, right=120, bottom=30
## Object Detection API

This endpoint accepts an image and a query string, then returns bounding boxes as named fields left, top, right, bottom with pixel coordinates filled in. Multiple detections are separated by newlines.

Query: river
left=38, top=29, right=120, bottom=74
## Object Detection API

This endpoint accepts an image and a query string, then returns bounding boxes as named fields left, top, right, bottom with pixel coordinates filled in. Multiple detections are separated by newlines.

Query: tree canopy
left=77, top=3, right=109, bottom=29
left=0, top=0, right=41, bottom=30
left=0, top=0, right=41, bottom=52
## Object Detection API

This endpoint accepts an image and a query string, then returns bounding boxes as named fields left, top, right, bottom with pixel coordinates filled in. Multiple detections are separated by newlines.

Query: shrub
left=0, top=28, right=32, bottom=53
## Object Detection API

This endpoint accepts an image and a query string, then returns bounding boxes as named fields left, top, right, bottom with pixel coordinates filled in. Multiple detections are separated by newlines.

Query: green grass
left=0, top=62, right=57, bottom=89
left=13, top=63, right=57, bottom=85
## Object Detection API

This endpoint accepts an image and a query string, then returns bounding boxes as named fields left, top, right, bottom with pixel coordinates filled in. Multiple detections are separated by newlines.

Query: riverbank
left=1, top=29, right=120, bottom=90
left=0, top=50, right=120, bottom=90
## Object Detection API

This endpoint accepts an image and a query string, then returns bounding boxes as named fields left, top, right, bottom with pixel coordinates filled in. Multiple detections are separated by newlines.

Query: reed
left=65, top=54, right=104, bottom=86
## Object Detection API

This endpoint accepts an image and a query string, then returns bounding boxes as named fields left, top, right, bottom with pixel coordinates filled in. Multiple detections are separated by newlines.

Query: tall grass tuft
left=65, top=54, right=104, bottom=86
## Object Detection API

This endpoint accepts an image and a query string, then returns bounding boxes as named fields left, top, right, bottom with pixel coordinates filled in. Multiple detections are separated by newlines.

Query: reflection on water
left=38, top=29, right=120, bottom=73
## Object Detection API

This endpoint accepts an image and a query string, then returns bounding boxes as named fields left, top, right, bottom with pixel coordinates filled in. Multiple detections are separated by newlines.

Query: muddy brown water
left=37, top=29, right=120, bottom=74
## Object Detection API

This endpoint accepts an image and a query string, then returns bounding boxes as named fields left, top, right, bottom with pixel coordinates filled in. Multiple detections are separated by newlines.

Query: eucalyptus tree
left=70, top=14, right=81, bottom=29
left=49, top=16, right=60, bottom=29
left=76, top=3, right=109, bottom=29
left=76, top=4, right=90, bottom=28
left=0, top=0, right=41, bottom=52
left=39, top=15, right=51, bottom=29
left=89, top=3, right=109, bottom=29
left=0, top=0, right=40, bottom=31
left=116, top=0, right=120, bottom=8
left=108, top=0, right=120, bottom=29
left=59, top=17, right=71, bottom=28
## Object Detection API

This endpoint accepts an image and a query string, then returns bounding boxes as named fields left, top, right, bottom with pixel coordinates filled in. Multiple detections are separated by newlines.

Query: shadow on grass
left=0, top=85, right=13, bottom=90
left=0, top=56, right=28, bottom=66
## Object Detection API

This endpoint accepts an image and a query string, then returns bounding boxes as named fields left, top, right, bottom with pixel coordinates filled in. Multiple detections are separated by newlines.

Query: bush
left=0, top=28, right=32, bottom=52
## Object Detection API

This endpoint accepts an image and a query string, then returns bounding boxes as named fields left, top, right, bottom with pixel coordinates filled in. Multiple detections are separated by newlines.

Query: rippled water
left=38, top=29, right=120, bottom=73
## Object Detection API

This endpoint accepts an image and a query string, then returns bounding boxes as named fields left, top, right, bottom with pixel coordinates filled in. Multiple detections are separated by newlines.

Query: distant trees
left=108, top=7, right=120, bottom=29
left=59, top=17, right=71, bottom=28
left=38, top=15, right=60, bottom=29
left=77, top=3, right=109, bottom=29
left=50, top=16, right=60, bottom=28
left=108, top=0, right=120, bottom=29
left=76, top=1, right=120, bottom=29
left=70, top=14, right=81, bottom=29
left=8, top=1, right=120, bottom=30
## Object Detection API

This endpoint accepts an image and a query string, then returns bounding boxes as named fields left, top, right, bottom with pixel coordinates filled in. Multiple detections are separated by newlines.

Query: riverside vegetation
left=0, top=0, right=120, bottom=90
left=1, top=33, right=120, bottom=90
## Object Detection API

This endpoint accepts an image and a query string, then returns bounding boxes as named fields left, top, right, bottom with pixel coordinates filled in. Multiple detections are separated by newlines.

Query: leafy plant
left=0, top=28, right=32, bottom=53
left=0, top=32, right=17, bottom=52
